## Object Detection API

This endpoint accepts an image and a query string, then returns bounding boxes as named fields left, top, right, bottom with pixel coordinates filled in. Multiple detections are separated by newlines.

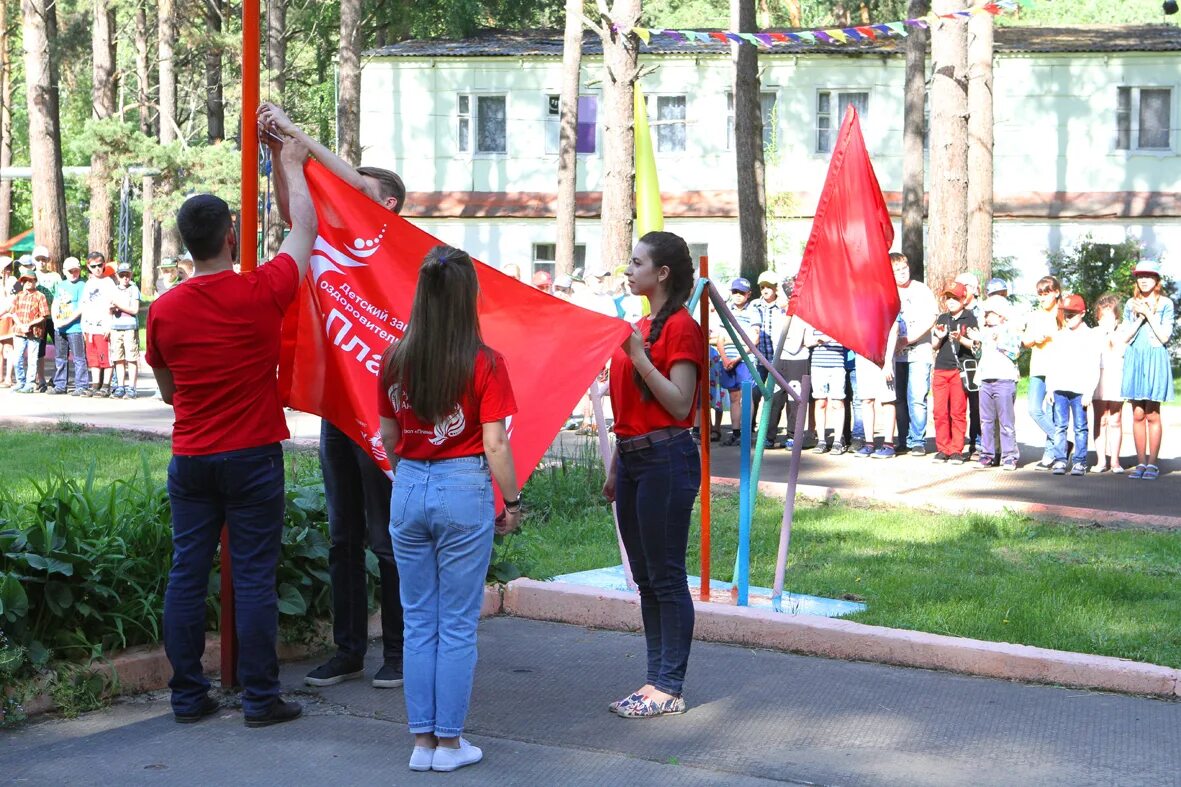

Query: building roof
left=367, top=24, right=1181, bottom=59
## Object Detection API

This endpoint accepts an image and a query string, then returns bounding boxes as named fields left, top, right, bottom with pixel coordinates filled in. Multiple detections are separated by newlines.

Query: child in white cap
left=968, top=295, right=1021, bottom=470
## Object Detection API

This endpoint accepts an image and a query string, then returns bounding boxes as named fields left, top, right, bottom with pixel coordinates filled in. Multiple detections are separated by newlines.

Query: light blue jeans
left=1052, top=392, right=1088, bottom=465
left=1027, top=374, right=1056, bottom=460
left=389, top=456, right=494, bottom=738
left=905, top=356, right=933, bottom=450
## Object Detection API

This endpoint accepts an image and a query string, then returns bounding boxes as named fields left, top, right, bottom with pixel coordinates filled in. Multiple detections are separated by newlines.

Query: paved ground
left=3, top=618, right=1179, bottom=786
left=3, top=368, right=1179, bottom=521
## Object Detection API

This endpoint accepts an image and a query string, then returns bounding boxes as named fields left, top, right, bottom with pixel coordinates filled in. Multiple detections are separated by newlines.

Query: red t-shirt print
left=377, top=347, right=518, bottom=461
left=146, top=253, right=300, bottom=456
left=609, top=308, right=704, bottom=439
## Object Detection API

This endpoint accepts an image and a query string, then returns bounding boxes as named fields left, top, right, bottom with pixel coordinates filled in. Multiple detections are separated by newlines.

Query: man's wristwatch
left=503, top=497, right=522, bottom=512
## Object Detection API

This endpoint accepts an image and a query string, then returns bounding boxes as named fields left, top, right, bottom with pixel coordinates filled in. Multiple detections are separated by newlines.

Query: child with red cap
left=1046, top=294, right=1100, bottom=475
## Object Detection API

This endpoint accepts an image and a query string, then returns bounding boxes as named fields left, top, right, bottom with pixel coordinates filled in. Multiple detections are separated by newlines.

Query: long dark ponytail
left=381, top=245, right=484, bottom=424
left=632, top=231, right=695, bottom=400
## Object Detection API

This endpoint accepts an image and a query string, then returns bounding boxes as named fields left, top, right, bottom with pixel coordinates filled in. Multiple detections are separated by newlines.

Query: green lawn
left=519, top=450, right=1181, bottom=669
left=5, top=426, right=1181, bottom=669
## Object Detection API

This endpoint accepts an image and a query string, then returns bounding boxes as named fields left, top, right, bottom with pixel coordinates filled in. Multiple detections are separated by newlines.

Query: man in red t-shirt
left=146, top=137, right=316, bottom=728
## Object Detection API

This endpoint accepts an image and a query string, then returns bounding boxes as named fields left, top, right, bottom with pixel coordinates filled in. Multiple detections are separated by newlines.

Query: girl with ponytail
left=603, top=231, right=703, bottom=718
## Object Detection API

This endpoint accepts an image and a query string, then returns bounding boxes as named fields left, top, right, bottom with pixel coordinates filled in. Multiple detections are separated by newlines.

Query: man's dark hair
left=86, top=251, right=105, bottom=262
left=356, top=166, right=406, bottom=214
left=176, top=194, right=233, bottom=261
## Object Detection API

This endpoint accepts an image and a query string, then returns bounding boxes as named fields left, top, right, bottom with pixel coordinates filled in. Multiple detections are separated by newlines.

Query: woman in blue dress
left=1120, top=260, right=1175, bottom=480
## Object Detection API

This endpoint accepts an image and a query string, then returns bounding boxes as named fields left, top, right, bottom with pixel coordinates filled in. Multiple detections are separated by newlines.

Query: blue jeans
left=1052, top=392, right=1088, bottom=465
left=902, top=357, right=933, bottom=449
left=1027, top=375, right=1056, bottom=458
left=390, top=456, right=494, bottom=738
left=321, top=422, right=403, bottom=664
left=614, top=430, right=701, bottom=696
left=53, top=330, right=88, bottom=392
left=846, top=355, right=864, bottom=442
left=164, top=443, right=286, bottom=717
left=13, top=335, right=39, bottom=388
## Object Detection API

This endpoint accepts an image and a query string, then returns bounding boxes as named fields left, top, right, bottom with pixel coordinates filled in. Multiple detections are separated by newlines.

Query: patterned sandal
left=615, top=694, right=688, bottom=719
left=1128, top=464, right=1147, bottom=479
left=1143, top=464, right=1160, bottom=480
left=608, top=692, right=647, bottom=715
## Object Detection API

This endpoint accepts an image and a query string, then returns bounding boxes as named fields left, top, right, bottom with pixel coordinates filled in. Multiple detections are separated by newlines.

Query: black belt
left=617, top=427, right=687, bottom=454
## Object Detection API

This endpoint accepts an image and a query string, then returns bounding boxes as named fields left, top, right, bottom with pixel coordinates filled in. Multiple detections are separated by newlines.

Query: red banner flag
left=278, top=160, right=632, bottom=494
left=787, top=105, right=900, bottom=366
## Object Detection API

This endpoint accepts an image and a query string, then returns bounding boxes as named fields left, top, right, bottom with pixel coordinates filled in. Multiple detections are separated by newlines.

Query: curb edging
left=501, top=578, right=1181, bottom=699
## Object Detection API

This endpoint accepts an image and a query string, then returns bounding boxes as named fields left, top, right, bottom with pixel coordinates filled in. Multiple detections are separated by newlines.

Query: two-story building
left=358, top=25, right=1181, bottom=289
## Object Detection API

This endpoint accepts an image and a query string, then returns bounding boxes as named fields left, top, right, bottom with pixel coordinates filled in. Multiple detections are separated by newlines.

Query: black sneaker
left=948, top=453, right=965, bottom=465
left=932, top=452, right=948, bottom=462
left=174, top=694, right=220, bottom=724
left=304, top=654, right=364, bottom=687
left=811, top=442, right=829, bottom=454
left=830, top=442, right=848, bottom=456
left=722, top=431, right=740, bottom=447
left=372, top=662, right=404, bottom=689
left=909, top=445, right=926, bottom=457
left=244, top=698, right=302, bottom=728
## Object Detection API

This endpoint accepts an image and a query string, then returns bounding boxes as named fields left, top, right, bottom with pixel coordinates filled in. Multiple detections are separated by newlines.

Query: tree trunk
left=89, top=0, right=117, bottom=261
left=135, top=2, right=152, bottom=137
left=966, top=7, right=994, bottom=283
left=901, top=0, right=928, bottom=281
left=337, top=0, right=362, bottom=166
left=21, top=0, right=68, bottom=265
left=926, top=0, right=968, bottom=290
left=597, top=0, right=639, bottom=276
left=140, top=175, right=157, bottom=297
left=265, top=0, right=287, bottom=256
left=157, top=0, right=181, bottom=260
left=555, top=0, right=582, bottom=276
left=732, top=0, right=767, bottom=282
left=205, top=0, right=224, bottom=141
left=157, top=0, right=176, bottom=145
left=0, top=0, right=13, bottom=243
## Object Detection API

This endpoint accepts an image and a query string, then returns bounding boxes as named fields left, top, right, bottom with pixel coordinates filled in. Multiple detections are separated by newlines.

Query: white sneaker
left=408, top=746, right=435, bottom=772
left=431, top=738, right=483, bottom=772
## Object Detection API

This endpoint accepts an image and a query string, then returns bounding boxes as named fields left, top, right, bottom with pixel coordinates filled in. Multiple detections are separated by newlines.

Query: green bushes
left=0, top=458, right=374, bottom=716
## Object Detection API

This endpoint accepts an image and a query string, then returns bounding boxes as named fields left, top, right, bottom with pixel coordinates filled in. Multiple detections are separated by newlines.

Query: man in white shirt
left=892, top=253, right=937, bottom=455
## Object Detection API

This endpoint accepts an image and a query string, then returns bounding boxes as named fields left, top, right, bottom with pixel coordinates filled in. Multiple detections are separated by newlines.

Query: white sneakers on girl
left=409, top=746, right=435, bottom=771
left=431, top=739, right=483, bottom=772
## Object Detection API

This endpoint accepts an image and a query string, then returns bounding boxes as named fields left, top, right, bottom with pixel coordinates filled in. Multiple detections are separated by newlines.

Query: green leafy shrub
left=1048, top=235, right=1179, bottom=329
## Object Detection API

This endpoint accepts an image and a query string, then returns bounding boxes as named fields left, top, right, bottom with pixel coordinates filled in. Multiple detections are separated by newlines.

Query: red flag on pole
left=278, top=160, right=632, bottom=495
left=787, top=105, right=900, bottom=366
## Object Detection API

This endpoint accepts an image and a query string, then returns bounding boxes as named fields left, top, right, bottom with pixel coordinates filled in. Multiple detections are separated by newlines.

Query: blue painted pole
left=736, top=379, right=753, bottom=606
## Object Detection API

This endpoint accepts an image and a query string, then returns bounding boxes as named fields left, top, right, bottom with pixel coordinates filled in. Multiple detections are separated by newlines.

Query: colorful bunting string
left=624, top=1, right=1016, bottom=49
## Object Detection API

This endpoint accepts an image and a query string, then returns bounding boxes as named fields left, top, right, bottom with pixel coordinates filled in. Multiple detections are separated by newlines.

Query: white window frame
left=815, top=89, right=870, bottom=155
left=545, top=93, right=600, bottom=156
left=1115, top=86, right=1174, bottom=154
left=650, top=94, right=688, bottom=154
left=726, top=91, right=778, bottom=152
left=531, top=243, right=586, bottom=278
left=456, top=93, right=508, bottom=156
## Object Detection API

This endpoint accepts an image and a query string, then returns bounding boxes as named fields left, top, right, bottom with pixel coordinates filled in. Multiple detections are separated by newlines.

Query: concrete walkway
left=3, top=618, right=1178, bottom=786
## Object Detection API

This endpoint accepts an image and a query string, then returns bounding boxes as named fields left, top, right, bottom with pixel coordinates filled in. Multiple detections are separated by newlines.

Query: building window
left=655, top=95, right=687, bottom=153
left=1117, top=87, right=1172, bottom=151
left=457, top=94, right=506, bottom=154
left=816, top=90, right=868, bottom=154
left=545, top=95, right=598, bottom=155
left=726, top=92, right=777, bottom=151
left=532, top=243, right=586, bottom=278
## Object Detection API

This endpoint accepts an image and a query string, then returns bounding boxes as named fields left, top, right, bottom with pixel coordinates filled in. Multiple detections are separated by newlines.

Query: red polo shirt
left=146, top=254, right=299, bottom=456
left=609, top=308, right=704, bottom=439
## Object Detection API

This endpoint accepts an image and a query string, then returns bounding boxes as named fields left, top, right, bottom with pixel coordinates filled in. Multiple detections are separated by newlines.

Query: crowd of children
left=0, top=248, right=143, bottom=398
left=704, top=256, right=1176, bottom=479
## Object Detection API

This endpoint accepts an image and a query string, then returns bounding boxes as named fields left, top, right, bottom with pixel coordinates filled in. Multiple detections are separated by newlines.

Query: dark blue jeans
left=321, top=421, right=403, bottom=663
left=164, top=443, right=285, bottom=716
left=614, top=430, right=701, bottom=696
left=1052, top=392, right=1088, bottom=465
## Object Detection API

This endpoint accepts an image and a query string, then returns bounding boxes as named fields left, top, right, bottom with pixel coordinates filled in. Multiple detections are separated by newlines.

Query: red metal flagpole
left=221, top=0, right=261, bottom=690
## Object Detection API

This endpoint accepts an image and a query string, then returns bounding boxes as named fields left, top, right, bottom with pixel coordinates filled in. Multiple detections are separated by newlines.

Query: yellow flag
left=633, top=27, right=651, bottom=44
left=633, top=83, right=663, bottom=237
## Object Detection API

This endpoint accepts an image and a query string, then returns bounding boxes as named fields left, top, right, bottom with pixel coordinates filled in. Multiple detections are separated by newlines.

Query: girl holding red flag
left=604, top=231, right=703, bottom=718
left=378, top=245, right=521, bottom=772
